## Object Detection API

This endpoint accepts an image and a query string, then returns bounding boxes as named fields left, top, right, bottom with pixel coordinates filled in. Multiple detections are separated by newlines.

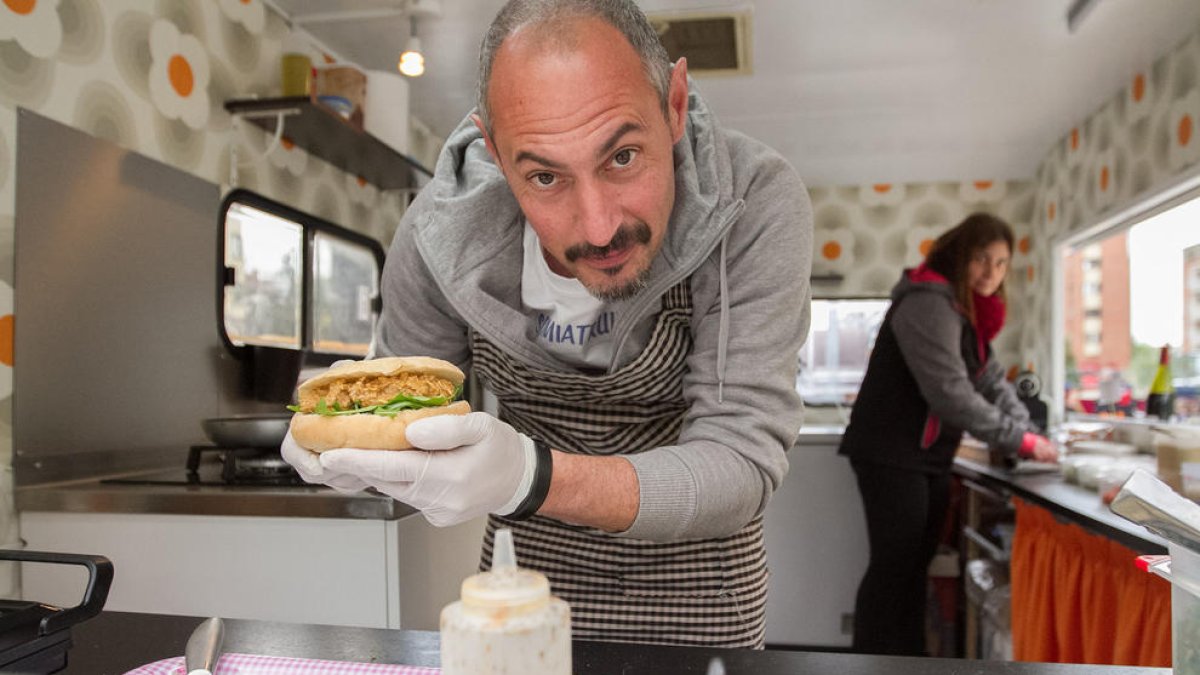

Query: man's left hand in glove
left=318, top=412, right=551, bottom=527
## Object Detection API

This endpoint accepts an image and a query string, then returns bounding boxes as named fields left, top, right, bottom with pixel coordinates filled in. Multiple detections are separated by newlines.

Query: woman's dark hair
left=924, top=212, right=1015, bottom=323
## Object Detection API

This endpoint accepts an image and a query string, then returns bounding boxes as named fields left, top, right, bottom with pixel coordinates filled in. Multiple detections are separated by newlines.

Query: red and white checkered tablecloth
left=123, top=653, right=440, bottom=675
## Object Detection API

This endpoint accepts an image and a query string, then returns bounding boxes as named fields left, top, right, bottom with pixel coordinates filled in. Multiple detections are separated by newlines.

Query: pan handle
left=0, top=549, right=114, bottom=634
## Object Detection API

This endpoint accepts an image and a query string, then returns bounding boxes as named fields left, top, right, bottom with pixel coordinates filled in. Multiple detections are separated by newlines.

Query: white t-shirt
left=521, top=223, right=641, bottom=370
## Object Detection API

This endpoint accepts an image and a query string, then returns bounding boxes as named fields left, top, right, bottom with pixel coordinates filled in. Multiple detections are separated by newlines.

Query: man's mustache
left=565, top=223, right=652, bottom=263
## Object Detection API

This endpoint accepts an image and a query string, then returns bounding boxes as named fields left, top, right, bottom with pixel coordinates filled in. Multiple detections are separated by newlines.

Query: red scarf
left=908, top=264, right=1006, bottom=362
left=972, top=291, right=1006, bottom=362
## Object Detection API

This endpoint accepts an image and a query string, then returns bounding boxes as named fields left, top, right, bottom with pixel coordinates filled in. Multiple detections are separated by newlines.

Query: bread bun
left=291, top=400, right=472, bottom=452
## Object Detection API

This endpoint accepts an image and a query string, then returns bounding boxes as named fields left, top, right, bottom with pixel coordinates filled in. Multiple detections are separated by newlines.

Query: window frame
left=1051, top=165, right=1200, bottom=424
left=217, top=189, right=386, bottom=365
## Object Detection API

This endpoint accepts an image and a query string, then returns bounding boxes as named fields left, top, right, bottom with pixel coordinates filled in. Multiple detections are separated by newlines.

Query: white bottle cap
left=461, top=528, right=549, bottom=611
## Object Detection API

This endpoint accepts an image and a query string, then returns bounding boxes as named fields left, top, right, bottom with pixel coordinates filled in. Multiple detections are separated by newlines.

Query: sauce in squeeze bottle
left=440, top=528, right=571, bottom=674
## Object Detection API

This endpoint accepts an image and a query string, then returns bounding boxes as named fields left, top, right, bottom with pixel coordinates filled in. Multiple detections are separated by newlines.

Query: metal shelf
left=963, top=525, right=1010, bottom=563
left=224, top=97, right=432, bottom=191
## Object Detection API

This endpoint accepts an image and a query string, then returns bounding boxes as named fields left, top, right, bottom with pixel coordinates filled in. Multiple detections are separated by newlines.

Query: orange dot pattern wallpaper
left=808, top=179, right=1036, bottom=371
left=1027, top=26, right=1200, bottom=380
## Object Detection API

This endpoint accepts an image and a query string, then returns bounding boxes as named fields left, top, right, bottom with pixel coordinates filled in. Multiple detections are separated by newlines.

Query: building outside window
left=1061, top=196, right=1200, bottom=422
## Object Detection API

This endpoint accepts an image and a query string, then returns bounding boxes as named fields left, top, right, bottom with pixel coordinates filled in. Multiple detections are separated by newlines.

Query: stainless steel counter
left=15, top=479, right=414, bottom=520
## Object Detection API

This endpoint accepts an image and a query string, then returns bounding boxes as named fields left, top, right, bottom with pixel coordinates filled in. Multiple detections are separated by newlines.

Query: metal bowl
left=202, top=414, right=292, bottom=448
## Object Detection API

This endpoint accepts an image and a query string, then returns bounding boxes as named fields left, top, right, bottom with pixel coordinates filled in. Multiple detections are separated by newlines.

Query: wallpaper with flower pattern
left=809, top=178, right=1037, bottom=373
left=1022, top=20, right=1200, bottom=387
left=0, top=0, right=408, bottom=587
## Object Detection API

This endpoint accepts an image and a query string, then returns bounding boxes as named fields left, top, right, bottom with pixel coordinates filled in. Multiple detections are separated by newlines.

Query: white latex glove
left=318, top=412, right=538, bottom=527
left=280, top=429, right=370, bottom=495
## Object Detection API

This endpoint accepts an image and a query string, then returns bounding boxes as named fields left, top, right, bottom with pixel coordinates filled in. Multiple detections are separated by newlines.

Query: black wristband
left=506, top=439, right=553, bottom=521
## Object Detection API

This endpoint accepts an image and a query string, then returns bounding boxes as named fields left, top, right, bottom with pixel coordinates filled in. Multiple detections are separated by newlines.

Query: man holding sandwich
left=282, top=0, right=812, bottom=648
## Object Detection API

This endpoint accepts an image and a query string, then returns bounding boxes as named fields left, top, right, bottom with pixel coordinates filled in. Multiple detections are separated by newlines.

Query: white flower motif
left=958, top=180, right=1007, bottom=204
left=0, top=279, right=12, bottom=400
left=858, top=182, right=905, bottom=208
left=148, top=20, right=211, bottom=130
left=268, top=136, right=308, bottom=176
left=218, top=0, right=265, bottom=34
left=346, top=174, right=379, bottom=207
left=0, top=0, right=62, bottom=58
left=906, top=224, right=942, bottom=267
left=1169, top=88, right=1200, bottom=172
left=1092, top=147, right=1117, bottom=211
left=814, top=229, right=855, bottom=274
left=1126, top=71, right=1152, bottom=124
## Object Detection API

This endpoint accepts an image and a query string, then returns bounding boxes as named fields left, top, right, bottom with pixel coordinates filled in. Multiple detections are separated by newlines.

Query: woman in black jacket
left=838, top=212, right=1058, bottom=656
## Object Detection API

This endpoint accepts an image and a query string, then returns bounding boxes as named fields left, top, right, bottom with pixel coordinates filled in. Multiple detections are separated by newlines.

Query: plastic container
left=439, top=529, right=571, bottom=675
left=280, top=33, right=314, bottom=97
left=1155, top=428, right=1200, bottom=502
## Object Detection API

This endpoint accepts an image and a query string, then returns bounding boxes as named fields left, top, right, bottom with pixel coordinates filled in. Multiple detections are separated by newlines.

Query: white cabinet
left=19, top=511, right=484, bottom=630
left=763, top=435, right=868, bottom=648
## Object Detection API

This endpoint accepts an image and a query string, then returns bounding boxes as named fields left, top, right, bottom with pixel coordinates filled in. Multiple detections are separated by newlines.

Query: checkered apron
left=471, top=280, right=769, bottom=648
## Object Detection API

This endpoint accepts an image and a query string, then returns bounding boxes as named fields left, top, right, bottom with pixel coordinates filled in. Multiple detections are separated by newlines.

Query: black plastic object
left=0, top=550, right=113, bottom=674
left=251, top=345, right=305, bottom=403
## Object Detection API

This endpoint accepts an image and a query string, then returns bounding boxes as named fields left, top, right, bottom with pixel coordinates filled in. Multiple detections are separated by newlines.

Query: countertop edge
left=15, top=481, right=414, bottom=521
left=953, top=457, right=1167, bottom=554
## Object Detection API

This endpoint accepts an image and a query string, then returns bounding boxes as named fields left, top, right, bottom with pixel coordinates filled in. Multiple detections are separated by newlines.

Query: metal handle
left=0, top=549, right=114, bottom=634
left=186, top=616, right=225, bottom=674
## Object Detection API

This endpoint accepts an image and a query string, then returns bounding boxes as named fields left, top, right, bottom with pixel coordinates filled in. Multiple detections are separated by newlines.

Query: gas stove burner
left=187, top=445, right=305, bottom=486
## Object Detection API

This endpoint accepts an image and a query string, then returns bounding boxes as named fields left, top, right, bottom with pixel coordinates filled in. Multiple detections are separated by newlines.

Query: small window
left=222, top=201, right=303, bottom=349
left=312, top=231, right=380, bottom=356
left=219, top=190, right=385, bottom=360
left=798, top=299, right=890, bottom=406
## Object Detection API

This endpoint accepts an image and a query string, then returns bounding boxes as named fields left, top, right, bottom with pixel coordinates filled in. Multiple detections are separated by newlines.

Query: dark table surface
left=65, top=611, right=1169, bottom=674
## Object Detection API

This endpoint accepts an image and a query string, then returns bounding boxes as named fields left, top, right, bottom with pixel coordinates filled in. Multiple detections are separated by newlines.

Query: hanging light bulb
left=398, top=16, right=424, bottom=77
left=398, top=37, right=425, bottom=77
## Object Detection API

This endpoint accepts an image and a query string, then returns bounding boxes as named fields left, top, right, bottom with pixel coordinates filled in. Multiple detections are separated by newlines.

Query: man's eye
left=612, top=148, right=637, bottom=167
left=533, top=172, right=556, bottom=187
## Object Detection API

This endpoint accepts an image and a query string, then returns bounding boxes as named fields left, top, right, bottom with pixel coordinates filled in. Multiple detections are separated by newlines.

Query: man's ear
left=471, top=113, right=502, bottom=167
left=667, top=58, right=689, bottom=144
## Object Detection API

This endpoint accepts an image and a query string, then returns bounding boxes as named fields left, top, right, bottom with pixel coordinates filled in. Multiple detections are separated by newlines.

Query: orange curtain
left=1010, top=498, right=1171, bottom=666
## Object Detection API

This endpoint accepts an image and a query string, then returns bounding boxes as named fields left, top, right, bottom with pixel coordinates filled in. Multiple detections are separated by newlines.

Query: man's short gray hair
left=476, top=0, right=672, bottom=136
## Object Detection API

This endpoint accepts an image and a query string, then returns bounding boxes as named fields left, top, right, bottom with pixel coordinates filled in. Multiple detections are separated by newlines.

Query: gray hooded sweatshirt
left=375, top=86, right=813, bottom=541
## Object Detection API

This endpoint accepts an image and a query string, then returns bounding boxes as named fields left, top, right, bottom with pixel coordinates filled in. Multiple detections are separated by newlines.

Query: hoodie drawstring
left=717, top=234, right=730, bottom=404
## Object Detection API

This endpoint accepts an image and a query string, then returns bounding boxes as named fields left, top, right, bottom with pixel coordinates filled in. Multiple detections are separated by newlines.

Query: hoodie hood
left=407, top=79, right=746, bottom=379
left=896, top=264, right=1006, bottom=360
left=894, top=264, right=955, bottom=305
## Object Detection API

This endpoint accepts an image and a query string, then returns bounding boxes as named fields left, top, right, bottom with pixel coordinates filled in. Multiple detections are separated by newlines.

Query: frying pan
left=202, top=414, right=292, bottom=448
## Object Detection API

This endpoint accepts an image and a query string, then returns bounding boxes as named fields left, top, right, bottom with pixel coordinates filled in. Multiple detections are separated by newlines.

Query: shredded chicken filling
left=299, top=373, right=456, bottom=412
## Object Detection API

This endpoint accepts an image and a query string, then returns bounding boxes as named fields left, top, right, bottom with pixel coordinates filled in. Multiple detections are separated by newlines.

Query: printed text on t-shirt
left=536, top=311, right=614, bottom=346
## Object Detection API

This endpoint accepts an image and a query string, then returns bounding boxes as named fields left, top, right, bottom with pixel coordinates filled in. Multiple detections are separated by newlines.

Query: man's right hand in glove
left=280, top=430, right=370, bottom=495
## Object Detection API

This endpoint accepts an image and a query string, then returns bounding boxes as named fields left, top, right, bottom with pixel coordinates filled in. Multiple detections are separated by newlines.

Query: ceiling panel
left=267, top=0, right=1200, bottom=186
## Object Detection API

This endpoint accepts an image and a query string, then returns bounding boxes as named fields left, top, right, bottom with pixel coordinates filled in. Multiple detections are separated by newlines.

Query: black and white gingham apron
left=471, top=280, right=769, bottom=648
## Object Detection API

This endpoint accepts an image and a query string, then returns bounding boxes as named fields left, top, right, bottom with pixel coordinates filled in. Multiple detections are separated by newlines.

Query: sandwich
left=288, top=356, right=471, bottom=452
